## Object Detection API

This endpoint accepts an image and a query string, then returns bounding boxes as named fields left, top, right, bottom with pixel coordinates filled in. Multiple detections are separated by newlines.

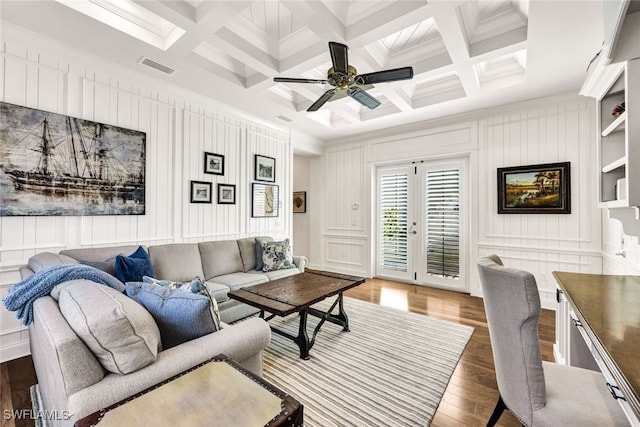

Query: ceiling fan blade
left=307, top=89, right=337, bottom=112
left=356, top=66, right=414, bottom=85
left=348, top=87, right=381, bottom=109
left=329, top=42, right=349, bottom=75
left=274, top=77, right=328, bottom=84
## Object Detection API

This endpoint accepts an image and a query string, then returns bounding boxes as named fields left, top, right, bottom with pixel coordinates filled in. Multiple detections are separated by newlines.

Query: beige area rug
left=262, top=297, right=474, bottom=427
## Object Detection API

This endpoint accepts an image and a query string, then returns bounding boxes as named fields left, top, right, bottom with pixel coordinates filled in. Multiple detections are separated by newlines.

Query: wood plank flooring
left=0, top=278, right=555, bottom=427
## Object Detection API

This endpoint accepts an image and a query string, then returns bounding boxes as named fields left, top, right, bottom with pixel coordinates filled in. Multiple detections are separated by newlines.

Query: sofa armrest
left=293, top=255, right=308, bottom=272
left=65, top=317, right=271, bottom=424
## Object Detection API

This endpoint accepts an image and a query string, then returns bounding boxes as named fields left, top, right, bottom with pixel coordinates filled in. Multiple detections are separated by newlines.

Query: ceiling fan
left=274, top=42, right=414, bottom=112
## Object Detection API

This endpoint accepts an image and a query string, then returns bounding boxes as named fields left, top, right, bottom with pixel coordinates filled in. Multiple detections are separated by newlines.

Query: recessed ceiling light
left=55, top=0, right=185, bottom=51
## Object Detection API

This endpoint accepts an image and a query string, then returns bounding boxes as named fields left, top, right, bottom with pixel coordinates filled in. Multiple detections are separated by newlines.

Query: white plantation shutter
left=379, top=172, right=408, bottom=272
left=425, top=168, right=460, bottom=279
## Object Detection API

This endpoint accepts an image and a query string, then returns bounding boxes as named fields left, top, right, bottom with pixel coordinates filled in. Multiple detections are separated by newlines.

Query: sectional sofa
left=19, top=236, right=307, bottom=426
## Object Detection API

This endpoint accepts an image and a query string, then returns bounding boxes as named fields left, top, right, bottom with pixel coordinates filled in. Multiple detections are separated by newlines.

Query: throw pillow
left=261, top=239, right=294, bottom=272
left=142, top=276, right=221, bottom=327
left=125, top=282, right=219, bottom=349
left=255, top=237, right=272, bottom=271
left=58, top=281, right=160, bottom=374
left=115, top=246, right=154, bottom=283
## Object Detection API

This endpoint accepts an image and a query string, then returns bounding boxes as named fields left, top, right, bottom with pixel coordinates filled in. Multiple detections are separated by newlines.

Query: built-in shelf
left=600, top=199, right=629, bottom=209
left=602, top=155, right=627, bottom=173
left=602, top=111, right=627, bottom=136
left=582, top=0, right=640, bottom=238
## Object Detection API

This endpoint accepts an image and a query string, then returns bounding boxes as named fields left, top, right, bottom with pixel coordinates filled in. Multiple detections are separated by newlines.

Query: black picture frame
left=204, top=152, right=224, bottom=175
left=190, top=181, right=212, bottom=203
left=217, top=184, right=236, bottom=204
left=254, top=154, right=276, bottom=182
left=293, top=191, right=306, bottom=213
left=252, top=183, right=279, bottom=217
left=497, top=162, right=571, bottom=214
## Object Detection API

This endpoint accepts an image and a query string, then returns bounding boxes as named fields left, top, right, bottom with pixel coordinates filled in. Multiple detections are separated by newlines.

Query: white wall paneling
left=0, top=34, right=291, bottom=362
left=310, top=96, right=601, bottom=307
left=476, top=99, right=601, bottom=305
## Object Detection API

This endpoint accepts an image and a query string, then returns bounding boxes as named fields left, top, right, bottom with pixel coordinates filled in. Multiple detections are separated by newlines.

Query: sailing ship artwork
left=0, top=102, right=146, bottom=216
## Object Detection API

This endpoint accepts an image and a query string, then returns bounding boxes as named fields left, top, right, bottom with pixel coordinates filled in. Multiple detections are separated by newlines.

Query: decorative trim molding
left=478, top=242, right=602, bottom=258
left=482, top=234, right=593, bottom=243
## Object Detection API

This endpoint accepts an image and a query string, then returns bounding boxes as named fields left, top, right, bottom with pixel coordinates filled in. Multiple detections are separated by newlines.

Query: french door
left=376, top=158, right=467, bottom=292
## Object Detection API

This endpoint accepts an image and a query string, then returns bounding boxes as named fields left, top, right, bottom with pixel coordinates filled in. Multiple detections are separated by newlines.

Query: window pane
left=425, top=168, right=460, bottom=278
left=380, top=173, right=408, bottom=272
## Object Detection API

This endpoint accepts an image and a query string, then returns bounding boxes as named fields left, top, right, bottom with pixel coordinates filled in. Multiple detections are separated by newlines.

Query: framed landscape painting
left=497, top=162, right=571, bottom=214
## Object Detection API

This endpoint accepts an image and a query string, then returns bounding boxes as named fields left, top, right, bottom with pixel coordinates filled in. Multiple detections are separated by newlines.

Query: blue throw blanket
left=2, top=264, right=125, bottom=326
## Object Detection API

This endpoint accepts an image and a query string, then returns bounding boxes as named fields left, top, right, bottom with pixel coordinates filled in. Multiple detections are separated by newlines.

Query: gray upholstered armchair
left=476, top=255, right=628, bottom=427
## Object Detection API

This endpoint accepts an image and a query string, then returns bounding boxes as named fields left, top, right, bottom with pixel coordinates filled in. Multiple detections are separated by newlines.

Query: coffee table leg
left=337, top=294, right=349, bottom=332
left=295, top=309, right=311, bottom=360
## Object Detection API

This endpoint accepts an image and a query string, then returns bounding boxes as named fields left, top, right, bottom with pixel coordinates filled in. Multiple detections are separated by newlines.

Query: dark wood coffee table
left=75, top=354, right=303, bottom=427
left=228, top=270, right=365, bottom=360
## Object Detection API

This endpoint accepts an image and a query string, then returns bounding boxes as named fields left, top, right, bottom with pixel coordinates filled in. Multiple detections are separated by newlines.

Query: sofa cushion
left=115, top=246, right=154, bottom=283
left=254, top=237, right=272, bottom=271
left=80, top=259, right=117, bottom=277
left=199, top=240, right=244, bottom=279
left=261, top=239, right=295, bottom=272
left=204, top=281, right=231, bottom=303
left=212, top=272, right=269, bottom=290
left=249, top=267, right=301, bottom=281
left=237, top=236, right=271, bottom=272
left=58, top=281, right=160, bottom=375
left=148, top=244, right=204, bottom=282
left=60, top=245, right=141, bottom=263
left=125, top=282, right=219, bottom=349
left=28, top=252, right=79, bottom=273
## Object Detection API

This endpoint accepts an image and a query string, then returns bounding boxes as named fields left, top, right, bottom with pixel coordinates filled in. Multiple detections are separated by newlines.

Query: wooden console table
left=553, top=272, right=640, bottom=426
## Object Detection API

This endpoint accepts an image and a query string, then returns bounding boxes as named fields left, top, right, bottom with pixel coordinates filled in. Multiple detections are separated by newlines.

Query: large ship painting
left=0, top=102, right=146, bottom=216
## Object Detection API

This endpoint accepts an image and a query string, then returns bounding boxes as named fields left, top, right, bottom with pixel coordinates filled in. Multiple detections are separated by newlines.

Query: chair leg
left=486, top=395, right=507, bottom=427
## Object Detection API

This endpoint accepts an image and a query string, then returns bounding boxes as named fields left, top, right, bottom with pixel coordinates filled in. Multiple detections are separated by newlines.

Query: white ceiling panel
left=0, top=0, right=603, bottom=142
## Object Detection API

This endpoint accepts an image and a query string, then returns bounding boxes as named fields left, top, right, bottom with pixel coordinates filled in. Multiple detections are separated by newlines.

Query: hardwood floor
left=0, top=278, right=555, bottom=427
left=344, top=278, right=556, bottom=427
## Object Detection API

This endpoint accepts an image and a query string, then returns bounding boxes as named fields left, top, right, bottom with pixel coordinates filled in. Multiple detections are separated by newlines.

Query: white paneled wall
left=0, top=35, right=291, bottom=362
left=311, top=95, right=601, bottom=309
left=477, top=99, right=602, bottom=308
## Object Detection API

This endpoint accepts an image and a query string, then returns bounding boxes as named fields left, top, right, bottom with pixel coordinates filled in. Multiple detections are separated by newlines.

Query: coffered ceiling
left=0, top=0, right=603, bottom=142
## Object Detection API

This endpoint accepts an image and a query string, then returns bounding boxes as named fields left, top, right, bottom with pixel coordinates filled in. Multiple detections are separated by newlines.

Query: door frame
left=374, top=155, right=470, bottom=293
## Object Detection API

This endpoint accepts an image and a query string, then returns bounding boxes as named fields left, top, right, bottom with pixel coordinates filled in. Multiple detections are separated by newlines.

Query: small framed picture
left=190, top=181, right=212, bottom=203
left=204, top=152, right=224, bottom=175
left=252, top=183, right=279, bottom=217
left=293, top=191, right=306, bottom=213
left=255, top=154, right=276, bottom=182
left=218, top=184, right=236, bottom=204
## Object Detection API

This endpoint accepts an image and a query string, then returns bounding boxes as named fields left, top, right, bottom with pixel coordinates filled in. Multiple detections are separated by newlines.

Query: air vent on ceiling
left=137, top=57, right=175, bottom=75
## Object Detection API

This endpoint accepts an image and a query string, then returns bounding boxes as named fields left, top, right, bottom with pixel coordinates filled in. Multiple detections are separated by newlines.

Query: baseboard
left=1, top=341, right=30, bottom=363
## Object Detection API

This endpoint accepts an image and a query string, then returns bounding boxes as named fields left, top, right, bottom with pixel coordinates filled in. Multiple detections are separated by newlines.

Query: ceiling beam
left=164, top=1, right=254, bottom=55
left=281, top=1, right=346, bottom=42
left=431, top=3, right=481, bottom=97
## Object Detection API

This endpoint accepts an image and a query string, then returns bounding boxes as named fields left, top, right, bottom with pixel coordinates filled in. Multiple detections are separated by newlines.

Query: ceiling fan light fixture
left=273, top=41, right=414, bottom=112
